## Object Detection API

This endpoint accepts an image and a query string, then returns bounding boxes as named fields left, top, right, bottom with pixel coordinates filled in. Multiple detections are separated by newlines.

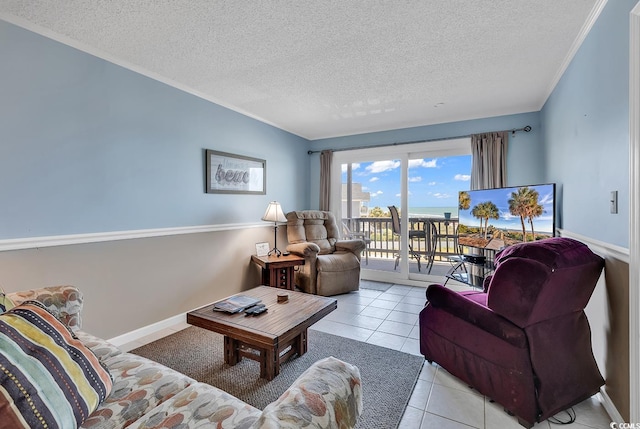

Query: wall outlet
left=610, top=191, right=618, bottom=214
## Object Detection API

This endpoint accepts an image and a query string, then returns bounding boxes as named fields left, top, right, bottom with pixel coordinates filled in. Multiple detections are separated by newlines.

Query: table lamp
left=262, top=201, right=287, bottom=256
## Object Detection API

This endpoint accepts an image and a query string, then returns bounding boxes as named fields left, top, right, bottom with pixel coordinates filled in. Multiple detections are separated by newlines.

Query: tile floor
left=123, top=279, right=613, bottom=429
left=310, top=280, right=613, bottom=429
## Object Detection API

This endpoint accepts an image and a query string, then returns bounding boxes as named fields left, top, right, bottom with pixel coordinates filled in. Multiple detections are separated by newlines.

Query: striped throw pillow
left=0, top=287, right=14, bottom=314
left=0, top=301, right=112, bottom=429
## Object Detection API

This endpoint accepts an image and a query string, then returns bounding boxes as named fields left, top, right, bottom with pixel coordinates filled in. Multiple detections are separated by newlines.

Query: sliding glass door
left=332, top=138, right=471, bottom=285
left=341, top=158, right=401, bottom=275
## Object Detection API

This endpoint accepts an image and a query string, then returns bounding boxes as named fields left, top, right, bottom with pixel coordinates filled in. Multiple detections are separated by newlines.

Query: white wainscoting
left=558, top=229, right=628, bottom=423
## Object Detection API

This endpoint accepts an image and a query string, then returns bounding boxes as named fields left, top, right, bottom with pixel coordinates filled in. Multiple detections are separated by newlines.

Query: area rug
left=131, top=327, right=423, bottom=429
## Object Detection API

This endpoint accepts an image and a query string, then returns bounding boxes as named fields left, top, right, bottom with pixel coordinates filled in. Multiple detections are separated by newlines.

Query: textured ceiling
left=0, top=1, right=603, bottom=140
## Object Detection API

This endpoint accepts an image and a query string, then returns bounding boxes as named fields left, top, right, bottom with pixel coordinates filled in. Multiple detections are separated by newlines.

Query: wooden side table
left=251, top=254, right=305, bottom=290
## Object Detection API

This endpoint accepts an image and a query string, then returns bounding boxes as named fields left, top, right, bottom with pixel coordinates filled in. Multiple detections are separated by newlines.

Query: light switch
left=610, top=191, right=618, bottom=214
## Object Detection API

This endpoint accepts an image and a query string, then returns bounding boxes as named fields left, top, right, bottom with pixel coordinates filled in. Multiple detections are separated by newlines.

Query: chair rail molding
left=557, top=229, right=629, bottom=262
left=0, top=223, right=266, bottom=252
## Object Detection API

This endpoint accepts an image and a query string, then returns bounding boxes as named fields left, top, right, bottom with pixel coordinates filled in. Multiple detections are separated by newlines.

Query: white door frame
left=629, top=1, right=640, bottom=422
left=330, top=139, right=470, bottom=285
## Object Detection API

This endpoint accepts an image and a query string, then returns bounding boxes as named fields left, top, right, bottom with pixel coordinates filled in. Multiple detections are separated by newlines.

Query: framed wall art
left=205, top=149, right=266, bottom=194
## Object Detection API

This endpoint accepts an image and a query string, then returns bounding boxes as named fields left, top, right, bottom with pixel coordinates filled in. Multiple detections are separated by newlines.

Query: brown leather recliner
left=285, top=210, right=365, bottom=296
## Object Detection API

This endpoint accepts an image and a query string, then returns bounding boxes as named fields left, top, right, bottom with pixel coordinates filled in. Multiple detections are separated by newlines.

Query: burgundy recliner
left=419, top=237, right=605, bottom=427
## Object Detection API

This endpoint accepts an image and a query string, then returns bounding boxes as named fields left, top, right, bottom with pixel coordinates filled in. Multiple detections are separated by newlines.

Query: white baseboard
left=599, top=389, right=624, bottom=423
left=108, top=312, right=188, bottom=348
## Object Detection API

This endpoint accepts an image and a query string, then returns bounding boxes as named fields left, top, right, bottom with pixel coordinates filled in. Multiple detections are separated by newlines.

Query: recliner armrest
left=425, top=284, right=527, bottom=348
left=286, top=242, right=320, bottom=258
left=335, top=239, right=366, bottom=254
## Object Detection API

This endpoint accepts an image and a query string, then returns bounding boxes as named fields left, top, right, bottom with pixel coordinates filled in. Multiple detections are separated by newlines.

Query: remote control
left=251, top=306, right=267, bottom=315
left=244, top=304, right=267, bottom=316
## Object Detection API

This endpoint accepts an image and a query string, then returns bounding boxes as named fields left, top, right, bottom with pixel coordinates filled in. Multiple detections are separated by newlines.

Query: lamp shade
left=262, top=201, right=286, bottom=223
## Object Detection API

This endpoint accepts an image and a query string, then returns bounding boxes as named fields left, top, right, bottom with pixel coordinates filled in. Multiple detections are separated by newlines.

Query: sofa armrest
left=287, top=242, right=320, bottom=258
left=425, top=284, right=527, bottom=348
left=335, top=239, right=366, bottom=255
left=6, top=285, right=83, bottom=332
left=252, top=356, right=362, bottom=429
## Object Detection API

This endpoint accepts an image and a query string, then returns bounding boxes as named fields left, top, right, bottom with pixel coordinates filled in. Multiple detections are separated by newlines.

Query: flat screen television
left=457, top=183, right=556, bottom=251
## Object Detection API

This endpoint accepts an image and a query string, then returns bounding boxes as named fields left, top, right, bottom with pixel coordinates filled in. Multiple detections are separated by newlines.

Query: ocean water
left=407, top=207, right=458, bottom=218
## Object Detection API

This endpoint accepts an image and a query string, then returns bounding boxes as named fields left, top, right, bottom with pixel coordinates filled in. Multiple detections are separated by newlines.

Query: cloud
left=433, top=192, right=449, bottom=199
left=370, top=191, right=383, bottom=198
left=340, top=163, right=361, bottom=173
left=428, top=181, right=437, bottom=186
left=539, top=192, right=554, bottom=205
left=409, top=158, right=437, bottom=168
left=408, top=176, right=422, bottom=182
left=366, top=160, right=400, bottom=173
left=454, top=174, right=471, bottom=181
left=369, top=177, right=379, bottom=182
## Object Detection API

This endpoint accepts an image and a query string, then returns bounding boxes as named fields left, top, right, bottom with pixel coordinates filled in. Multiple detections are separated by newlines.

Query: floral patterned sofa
left=4, top=286, right=362, bottom=429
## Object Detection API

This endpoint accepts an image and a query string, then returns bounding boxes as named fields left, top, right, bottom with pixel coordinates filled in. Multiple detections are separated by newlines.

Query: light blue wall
left=308, top=111, right=545, bottom=209
left=0, top=20, right=310, bottom=240
left=4, top=1, right=631, bottom=249
left=541, top=0, right=634, bottom=248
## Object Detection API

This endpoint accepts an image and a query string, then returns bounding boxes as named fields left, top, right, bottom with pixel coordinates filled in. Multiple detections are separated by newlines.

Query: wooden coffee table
left=186, top=286, right=336, bottom=380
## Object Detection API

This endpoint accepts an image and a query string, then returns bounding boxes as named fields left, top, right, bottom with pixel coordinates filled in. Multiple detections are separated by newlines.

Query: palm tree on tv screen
left=526, top=190, right=544, bottom=241
left=471, top=201, right=499, bottom=239
left=459, top=191, right=471, bottom=211
left=508, top=187, right=542, bottom=242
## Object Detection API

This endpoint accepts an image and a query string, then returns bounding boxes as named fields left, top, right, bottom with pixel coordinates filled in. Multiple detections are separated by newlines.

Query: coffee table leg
left=296, top=329, right=308, bottom=356
left=261, top=348, right=278, bottom=380
left=224, top=336, right=240, bottom=365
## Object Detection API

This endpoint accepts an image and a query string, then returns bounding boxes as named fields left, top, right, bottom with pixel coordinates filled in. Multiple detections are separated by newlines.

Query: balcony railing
left=344, top=216, right=461, bottom=263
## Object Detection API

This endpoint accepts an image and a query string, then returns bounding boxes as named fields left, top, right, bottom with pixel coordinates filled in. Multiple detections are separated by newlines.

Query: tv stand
left=444, top=250, right=495, bottom=289
left=460, top=254, right=486, bottom=265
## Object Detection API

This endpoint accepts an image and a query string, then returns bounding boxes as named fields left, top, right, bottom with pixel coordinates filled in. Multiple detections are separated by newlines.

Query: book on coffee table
left=212, top=295, right=262, bottom=313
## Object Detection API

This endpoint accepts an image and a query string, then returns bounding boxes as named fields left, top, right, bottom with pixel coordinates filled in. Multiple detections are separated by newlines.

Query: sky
left=342, top=154, right=472, bottom=209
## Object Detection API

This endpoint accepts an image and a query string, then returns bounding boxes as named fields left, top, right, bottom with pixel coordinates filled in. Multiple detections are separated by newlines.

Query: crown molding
left=541, top=0, right=609, bottom=109
left=0, top=14, right=307, bottom=139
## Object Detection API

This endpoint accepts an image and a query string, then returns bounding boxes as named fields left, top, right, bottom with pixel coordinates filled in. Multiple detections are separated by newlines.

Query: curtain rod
left=306, top=125, right=532, bottom=155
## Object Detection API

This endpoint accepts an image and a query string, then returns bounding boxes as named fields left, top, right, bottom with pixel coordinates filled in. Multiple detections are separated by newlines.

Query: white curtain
left=470, top=131, right=508, bottom=190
